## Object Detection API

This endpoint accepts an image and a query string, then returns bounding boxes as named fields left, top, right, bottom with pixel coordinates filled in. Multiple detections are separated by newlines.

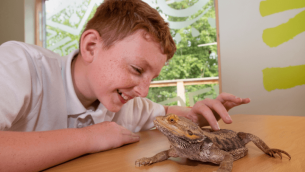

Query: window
left=44, top=0, right=219, bottom=106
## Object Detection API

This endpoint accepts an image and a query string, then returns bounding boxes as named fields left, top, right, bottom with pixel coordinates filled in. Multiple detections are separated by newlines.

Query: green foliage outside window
left=148, top=0, right=219, bottom=106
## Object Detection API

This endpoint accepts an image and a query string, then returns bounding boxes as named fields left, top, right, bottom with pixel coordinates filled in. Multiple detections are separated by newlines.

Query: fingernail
left=187, top=115, right=196, bottom=122
left=214, top=122, right=220, bottom=130
left=226, top=115, right=232, bottom=122
left=132, top=133, right=140, bottom=137
left=236, top=96, right=241, bottom=101
left=186, top=115, right=193, bottom=120
left=134, top=137, right=140, bottom=141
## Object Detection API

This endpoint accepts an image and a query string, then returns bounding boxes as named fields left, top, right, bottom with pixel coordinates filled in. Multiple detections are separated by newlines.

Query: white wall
left=0, top=0, right=35, bottom=45
left=218, top=0, right=305, bottom=116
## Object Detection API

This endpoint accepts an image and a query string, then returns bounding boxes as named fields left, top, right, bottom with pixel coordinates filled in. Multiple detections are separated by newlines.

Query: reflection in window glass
left=185, top=84, right=219, bottom=107
left=45, top=0, right=103, bottom=55
left=148, top=86, right=178, bottom=106
left=45, top=0, right=218, bottom=106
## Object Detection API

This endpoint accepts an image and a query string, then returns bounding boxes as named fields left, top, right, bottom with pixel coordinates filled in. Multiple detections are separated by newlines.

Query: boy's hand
left=83, top=122, right=140, bottom=153
left=187, top=92, right=250, bottom=130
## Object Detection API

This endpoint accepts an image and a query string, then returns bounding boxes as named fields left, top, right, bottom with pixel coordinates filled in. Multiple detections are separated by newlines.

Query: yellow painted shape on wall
left=262, top=10, right=305, bottom=47
left=263, top=64, right=305, bottom=92
left=260, top=0, right=305, bottom=17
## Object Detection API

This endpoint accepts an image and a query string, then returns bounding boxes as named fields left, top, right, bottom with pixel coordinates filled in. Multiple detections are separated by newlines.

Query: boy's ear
left=79, top=29, right=101, bottom=63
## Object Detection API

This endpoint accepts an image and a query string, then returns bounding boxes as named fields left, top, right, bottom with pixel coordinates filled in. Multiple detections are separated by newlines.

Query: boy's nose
left=134, top=78, right=151, bottom=97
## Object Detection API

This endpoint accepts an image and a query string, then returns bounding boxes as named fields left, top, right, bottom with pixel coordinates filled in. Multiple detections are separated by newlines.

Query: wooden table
left=44, top=114, right=305, bottom=172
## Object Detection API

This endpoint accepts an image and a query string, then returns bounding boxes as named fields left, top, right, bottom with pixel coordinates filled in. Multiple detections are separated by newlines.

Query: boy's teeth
left=122, top=93, right=128, bottom=100
left=118, top=90, right=129, bottom=101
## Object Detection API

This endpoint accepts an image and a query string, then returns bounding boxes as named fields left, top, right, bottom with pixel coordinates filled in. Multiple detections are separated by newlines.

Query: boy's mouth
left=117, top=89, right=130, bottom=101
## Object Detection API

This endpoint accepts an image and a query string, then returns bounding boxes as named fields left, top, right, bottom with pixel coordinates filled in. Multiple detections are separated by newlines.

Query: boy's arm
left=0, top=122, right=139, bottom=172
left=164, top=92, right=250, bottom=130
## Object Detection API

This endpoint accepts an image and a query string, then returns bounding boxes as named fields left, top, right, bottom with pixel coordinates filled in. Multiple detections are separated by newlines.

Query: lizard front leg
left=237, top=132, right=291, bottom=160
left=209, top=149, right=234, bottom=172
left=135, top=148, right=178, bottom=166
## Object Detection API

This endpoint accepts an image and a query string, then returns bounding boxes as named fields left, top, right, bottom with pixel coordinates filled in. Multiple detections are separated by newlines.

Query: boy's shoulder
left=1, top=41, right=62, bottom=60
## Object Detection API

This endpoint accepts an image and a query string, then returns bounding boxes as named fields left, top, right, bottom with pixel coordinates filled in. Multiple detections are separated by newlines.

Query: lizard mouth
left=154, top=118, right=185, bottom=139
left=154, top=119, right=169, bottom=133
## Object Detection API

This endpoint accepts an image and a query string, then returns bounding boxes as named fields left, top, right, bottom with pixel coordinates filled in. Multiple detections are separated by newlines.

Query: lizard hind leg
left=237, top=132, right=291, bottom=160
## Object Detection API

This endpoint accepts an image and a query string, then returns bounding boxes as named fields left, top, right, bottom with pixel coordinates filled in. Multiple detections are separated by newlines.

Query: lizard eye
left=168, top=118, right=175, bottom=123
left=187, top=130, right=193, bottom=136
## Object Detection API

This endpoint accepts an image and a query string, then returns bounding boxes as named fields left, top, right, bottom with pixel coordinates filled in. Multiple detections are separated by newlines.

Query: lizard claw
left=276, top=151, right=282, bottom=159
left=135, top=157, right=154, bottom=166
left=266, top=148, right=291, bottom=160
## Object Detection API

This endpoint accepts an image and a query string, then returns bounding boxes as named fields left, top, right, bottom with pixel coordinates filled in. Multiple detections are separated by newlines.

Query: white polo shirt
left=0, top=41, right=165, bottom=132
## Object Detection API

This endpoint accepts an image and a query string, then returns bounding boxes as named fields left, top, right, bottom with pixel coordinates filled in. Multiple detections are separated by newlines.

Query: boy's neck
left=71, top=53, right=97, bottom=109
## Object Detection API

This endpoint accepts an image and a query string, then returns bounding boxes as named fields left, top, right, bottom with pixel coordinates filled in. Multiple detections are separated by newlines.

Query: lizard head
left=154, top=114, right=206, bottom=145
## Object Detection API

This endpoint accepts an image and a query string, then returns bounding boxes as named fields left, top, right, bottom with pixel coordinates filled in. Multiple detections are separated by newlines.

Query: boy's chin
left=104, top=104, right=122, bottom=113
left=99, top=97, right=123, bottom=112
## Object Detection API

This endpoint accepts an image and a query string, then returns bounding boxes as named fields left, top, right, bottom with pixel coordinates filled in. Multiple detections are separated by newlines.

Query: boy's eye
left=132, top=66, right=142, bottom=74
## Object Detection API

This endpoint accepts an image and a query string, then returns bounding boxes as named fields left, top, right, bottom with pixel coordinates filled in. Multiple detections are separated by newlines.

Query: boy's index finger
left=217, top=93, right=250, bottom=105
left=208, top=100, right=232, bottom=124
left=216, top=92, right=240, bottom=103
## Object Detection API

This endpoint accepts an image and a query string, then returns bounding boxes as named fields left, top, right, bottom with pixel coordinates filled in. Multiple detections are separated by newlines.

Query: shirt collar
left=62, top=49, right=87, bottom=115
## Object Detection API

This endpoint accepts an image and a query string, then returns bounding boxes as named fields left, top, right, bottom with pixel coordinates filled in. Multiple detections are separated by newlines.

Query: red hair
left=81, top=0, right=176, bottom=59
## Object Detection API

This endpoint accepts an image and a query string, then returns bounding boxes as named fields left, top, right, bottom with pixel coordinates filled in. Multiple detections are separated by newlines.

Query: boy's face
left=86, top=30, right=167, bottom=112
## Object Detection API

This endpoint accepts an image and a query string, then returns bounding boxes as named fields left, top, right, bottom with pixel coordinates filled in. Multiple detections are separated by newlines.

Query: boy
left=0, top=0, right=250, bottom=171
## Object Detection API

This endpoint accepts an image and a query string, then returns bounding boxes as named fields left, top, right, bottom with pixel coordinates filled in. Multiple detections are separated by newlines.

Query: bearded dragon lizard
left=135, top=114, right=291, bottom=172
